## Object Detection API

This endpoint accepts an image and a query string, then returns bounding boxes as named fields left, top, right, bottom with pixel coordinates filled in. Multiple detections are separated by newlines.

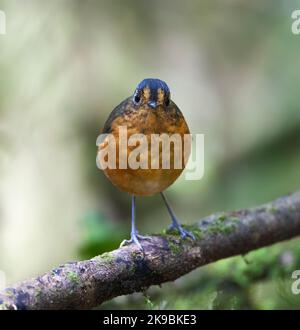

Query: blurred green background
left=0, top=0, right=300, bottom=309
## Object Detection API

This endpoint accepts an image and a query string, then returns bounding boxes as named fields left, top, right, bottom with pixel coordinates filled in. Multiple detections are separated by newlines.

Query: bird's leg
left=161, top=192, right=195, bottom=240
left=120, top=196, right=150, bottom=250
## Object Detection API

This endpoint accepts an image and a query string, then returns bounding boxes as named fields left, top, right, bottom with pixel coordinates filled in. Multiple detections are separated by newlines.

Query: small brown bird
left=98, top=78, right=194, bottom=249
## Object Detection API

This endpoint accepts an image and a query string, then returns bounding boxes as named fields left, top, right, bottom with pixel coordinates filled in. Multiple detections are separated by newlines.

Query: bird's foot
left=167, top=221, right=195, bottom=240
left=120, top=231, right=151, bottom=250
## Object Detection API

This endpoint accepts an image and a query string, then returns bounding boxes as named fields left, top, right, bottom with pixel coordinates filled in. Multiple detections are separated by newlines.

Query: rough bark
left=1, top=191, right=300, bottom=310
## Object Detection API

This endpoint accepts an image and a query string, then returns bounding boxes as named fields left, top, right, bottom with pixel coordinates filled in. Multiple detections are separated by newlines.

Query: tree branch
left=1, top=191, right=300, bottom=310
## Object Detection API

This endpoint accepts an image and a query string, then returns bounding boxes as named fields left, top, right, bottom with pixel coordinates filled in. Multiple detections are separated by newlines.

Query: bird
left=98, top=78, right=195, bottom=249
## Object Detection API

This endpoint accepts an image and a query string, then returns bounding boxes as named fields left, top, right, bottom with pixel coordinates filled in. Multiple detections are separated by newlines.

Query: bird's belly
left=104, top=168, right=184, bottom=196
left=99, top=107, right=190, bottom=196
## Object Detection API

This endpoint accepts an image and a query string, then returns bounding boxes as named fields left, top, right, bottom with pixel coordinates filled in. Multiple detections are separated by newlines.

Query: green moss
left=67, top=271, right=79, bottom=283
left=161, top=217, right=237, bottom=241
left=162, top=225, right=202, bottom=240
left=0, top=303, right=10, bottom=310
left=230, top=216, right=239, bottom=223
left=218, top=214, right=227, bottom=222
left=206, top=215, right=238, bottom=235
left=208, top=223, right=236, bottom=235
left=186, top=225, right=203, bottom=239
left=91, top=251, right=115, bottom=264
left=100, top=252, right=115, bottom=262
left=168, top=240, right=183, bottom=254
left=267, top=204, right=278, bottom=215
left=165, top=228, right=180, bottom=236
left=4, top=289, right=15, bottom=298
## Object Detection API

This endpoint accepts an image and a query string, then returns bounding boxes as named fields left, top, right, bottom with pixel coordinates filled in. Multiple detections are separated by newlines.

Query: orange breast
left=98, top=105, right=190, bottom=196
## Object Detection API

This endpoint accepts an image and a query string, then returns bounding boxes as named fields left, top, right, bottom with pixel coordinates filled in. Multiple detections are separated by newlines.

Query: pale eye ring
left=133, top=91, right=141, bottom=104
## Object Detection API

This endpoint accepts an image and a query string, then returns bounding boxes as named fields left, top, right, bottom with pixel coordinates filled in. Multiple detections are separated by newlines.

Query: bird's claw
left=120, top=232, right=151, bottom=250
left=167, top=223, right=196, bottom=240
left=135, top=234, right=152, bottom=241
left=120, top=238, right=143, bottom=250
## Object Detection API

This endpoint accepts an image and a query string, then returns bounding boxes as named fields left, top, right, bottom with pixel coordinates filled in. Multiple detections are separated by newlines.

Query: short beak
left=148, top=101, right=157, bottom=109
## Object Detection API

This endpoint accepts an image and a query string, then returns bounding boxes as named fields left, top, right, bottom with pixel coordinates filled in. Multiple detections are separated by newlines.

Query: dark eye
left=134, top=95, right=140, bottom=103
left=133, top=90, right=141, bottom=104
left=165, top=97, right=170, bottom=106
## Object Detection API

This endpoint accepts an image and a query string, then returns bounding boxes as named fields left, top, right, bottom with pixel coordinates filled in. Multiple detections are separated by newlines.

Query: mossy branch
left=1, top=191, right=300, bottom=310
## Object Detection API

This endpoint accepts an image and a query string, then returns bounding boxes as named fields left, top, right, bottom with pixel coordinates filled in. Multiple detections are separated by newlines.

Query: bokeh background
left=1, top=0, right=300, bottom=309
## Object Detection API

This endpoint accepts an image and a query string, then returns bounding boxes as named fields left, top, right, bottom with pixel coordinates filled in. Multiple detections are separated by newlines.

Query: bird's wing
left=102, top=96, right=132, bottom=134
